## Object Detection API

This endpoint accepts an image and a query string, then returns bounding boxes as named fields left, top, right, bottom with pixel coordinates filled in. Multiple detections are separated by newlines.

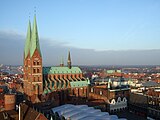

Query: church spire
left=24, top=20, right=31, bottom=59
left=30, top=15, right=41, bottom=57
left=67, top=51, right=72, bottom=69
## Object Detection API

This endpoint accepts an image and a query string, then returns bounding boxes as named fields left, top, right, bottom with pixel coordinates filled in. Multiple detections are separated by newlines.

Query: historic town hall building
left=23, top=15, right=89, bottom=103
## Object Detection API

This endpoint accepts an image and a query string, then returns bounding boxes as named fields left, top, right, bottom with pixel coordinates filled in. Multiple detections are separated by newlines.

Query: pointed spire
left=30, top=15, right=41, bottom=57
left=24, top=20, right=31, bottom=59
left=67, top=51, right=72, bottom=69
left=68, top=51, right=71, bottom=62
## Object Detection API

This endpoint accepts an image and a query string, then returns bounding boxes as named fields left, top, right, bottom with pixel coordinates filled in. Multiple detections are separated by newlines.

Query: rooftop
left=43, top=66, right=82, bottom=74
left=52, top=104, right=126, bottom=120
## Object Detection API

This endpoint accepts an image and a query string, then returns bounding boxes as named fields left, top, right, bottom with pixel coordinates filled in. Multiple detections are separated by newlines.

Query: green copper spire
left=30, top=15, right=41, bottom=57
left=24, top=20, right=31, bottom=59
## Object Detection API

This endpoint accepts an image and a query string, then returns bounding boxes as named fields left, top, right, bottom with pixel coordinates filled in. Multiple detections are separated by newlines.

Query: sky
left=0, top=0, right=160, bottom=66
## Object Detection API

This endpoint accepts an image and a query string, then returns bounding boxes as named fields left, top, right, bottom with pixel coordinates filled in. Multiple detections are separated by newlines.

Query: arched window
left=117, top=97, right=121, bottom=103
left=37, top=68, right=40, bottom=73
left=33, top=61, right=36, bottom=65
left=33, top=68, right=36, bottom=73
left=37, top=61, right=40, bottom=65
left=111, top=99, right=116, bottom=105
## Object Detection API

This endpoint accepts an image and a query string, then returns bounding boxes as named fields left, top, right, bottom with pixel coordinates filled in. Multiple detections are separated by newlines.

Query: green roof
left=70, top=81, right=88, bottom=88
left=43, top=66, right=82, bottom=74
left=24, top=20, right=31, bottom=58
left=106, top=70, right=121, bottom=74
left=30, top=15, right=41, bottom=57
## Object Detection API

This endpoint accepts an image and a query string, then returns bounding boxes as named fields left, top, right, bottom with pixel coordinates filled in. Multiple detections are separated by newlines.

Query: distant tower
left=67, top=51, right=72, bottom=69
left=108, top=78, right=111, bottom=89
left=23, top=15, right=43, bottom=103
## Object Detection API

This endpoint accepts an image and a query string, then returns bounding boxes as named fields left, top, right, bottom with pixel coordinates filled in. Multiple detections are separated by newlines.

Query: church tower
left=23, top=20, right=31, bottom=95
left=23, top=15, right=43, bottom=103
left=67, top=51, right=72, bottom=69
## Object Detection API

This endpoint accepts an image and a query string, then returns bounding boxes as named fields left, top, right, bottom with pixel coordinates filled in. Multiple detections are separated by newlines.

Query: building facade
left=89, top=77, right=130, bottom=113
left=23, top=15, right=89, bottom=104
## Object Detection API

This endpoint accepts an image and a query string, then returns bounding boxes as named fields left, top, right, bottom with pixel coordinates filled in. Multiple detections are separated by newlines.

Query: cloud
left=0, top=29, right=160, bottom=66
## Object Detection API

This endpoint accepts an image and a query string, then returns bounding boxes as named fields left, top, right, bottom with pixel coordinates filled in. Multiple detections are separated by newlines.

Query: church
left=23, top=15, right=89, bottom=104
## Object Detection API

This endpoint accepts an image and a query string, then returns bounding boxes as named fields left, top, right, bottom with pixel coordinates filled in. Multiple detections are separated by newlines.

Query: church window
left=37, top=68, right=40, bottom=73
left=33, top=68, right=36, bottom=73
left=33, top=61, right=36, bottom=65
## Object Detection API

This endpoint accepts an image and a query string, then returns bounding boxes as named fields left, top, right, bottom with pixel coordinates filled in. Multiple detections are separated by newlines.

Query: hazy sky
left=0, top=0, right=160, bottom=65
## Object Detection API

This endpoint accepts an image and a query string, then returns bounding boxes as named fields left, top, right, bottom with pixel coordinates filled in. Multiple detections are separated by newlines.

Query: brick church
left=23, top=15, right=89, bottom=104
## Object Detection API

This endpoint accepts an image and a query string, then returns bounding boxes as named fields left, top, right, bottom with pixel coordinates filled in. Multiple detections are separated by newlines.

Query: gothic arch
left=111, top=99, right=116, bottom=105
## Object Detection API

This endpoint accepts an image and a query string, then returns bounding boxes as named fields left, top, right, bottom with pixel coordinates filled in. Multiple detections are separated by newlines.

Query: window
left=37, top=68, right=40, bottom=73
left=100, top=90, right=102, bottom=95
left=33, top=68, right=36, bottom=73
left=37, top=61, right=40, bottom=65
left=33, top=61, right=36, bottom=65
left=153, top=101, right=155, bottom=105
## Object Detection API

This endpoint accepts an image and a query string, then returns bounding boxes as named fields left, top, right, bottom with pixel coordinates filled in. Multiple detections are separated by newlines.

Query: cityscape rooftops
left=142, top=81, right=158, bottom=87
left=52, top=104, right=126, bottom=120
